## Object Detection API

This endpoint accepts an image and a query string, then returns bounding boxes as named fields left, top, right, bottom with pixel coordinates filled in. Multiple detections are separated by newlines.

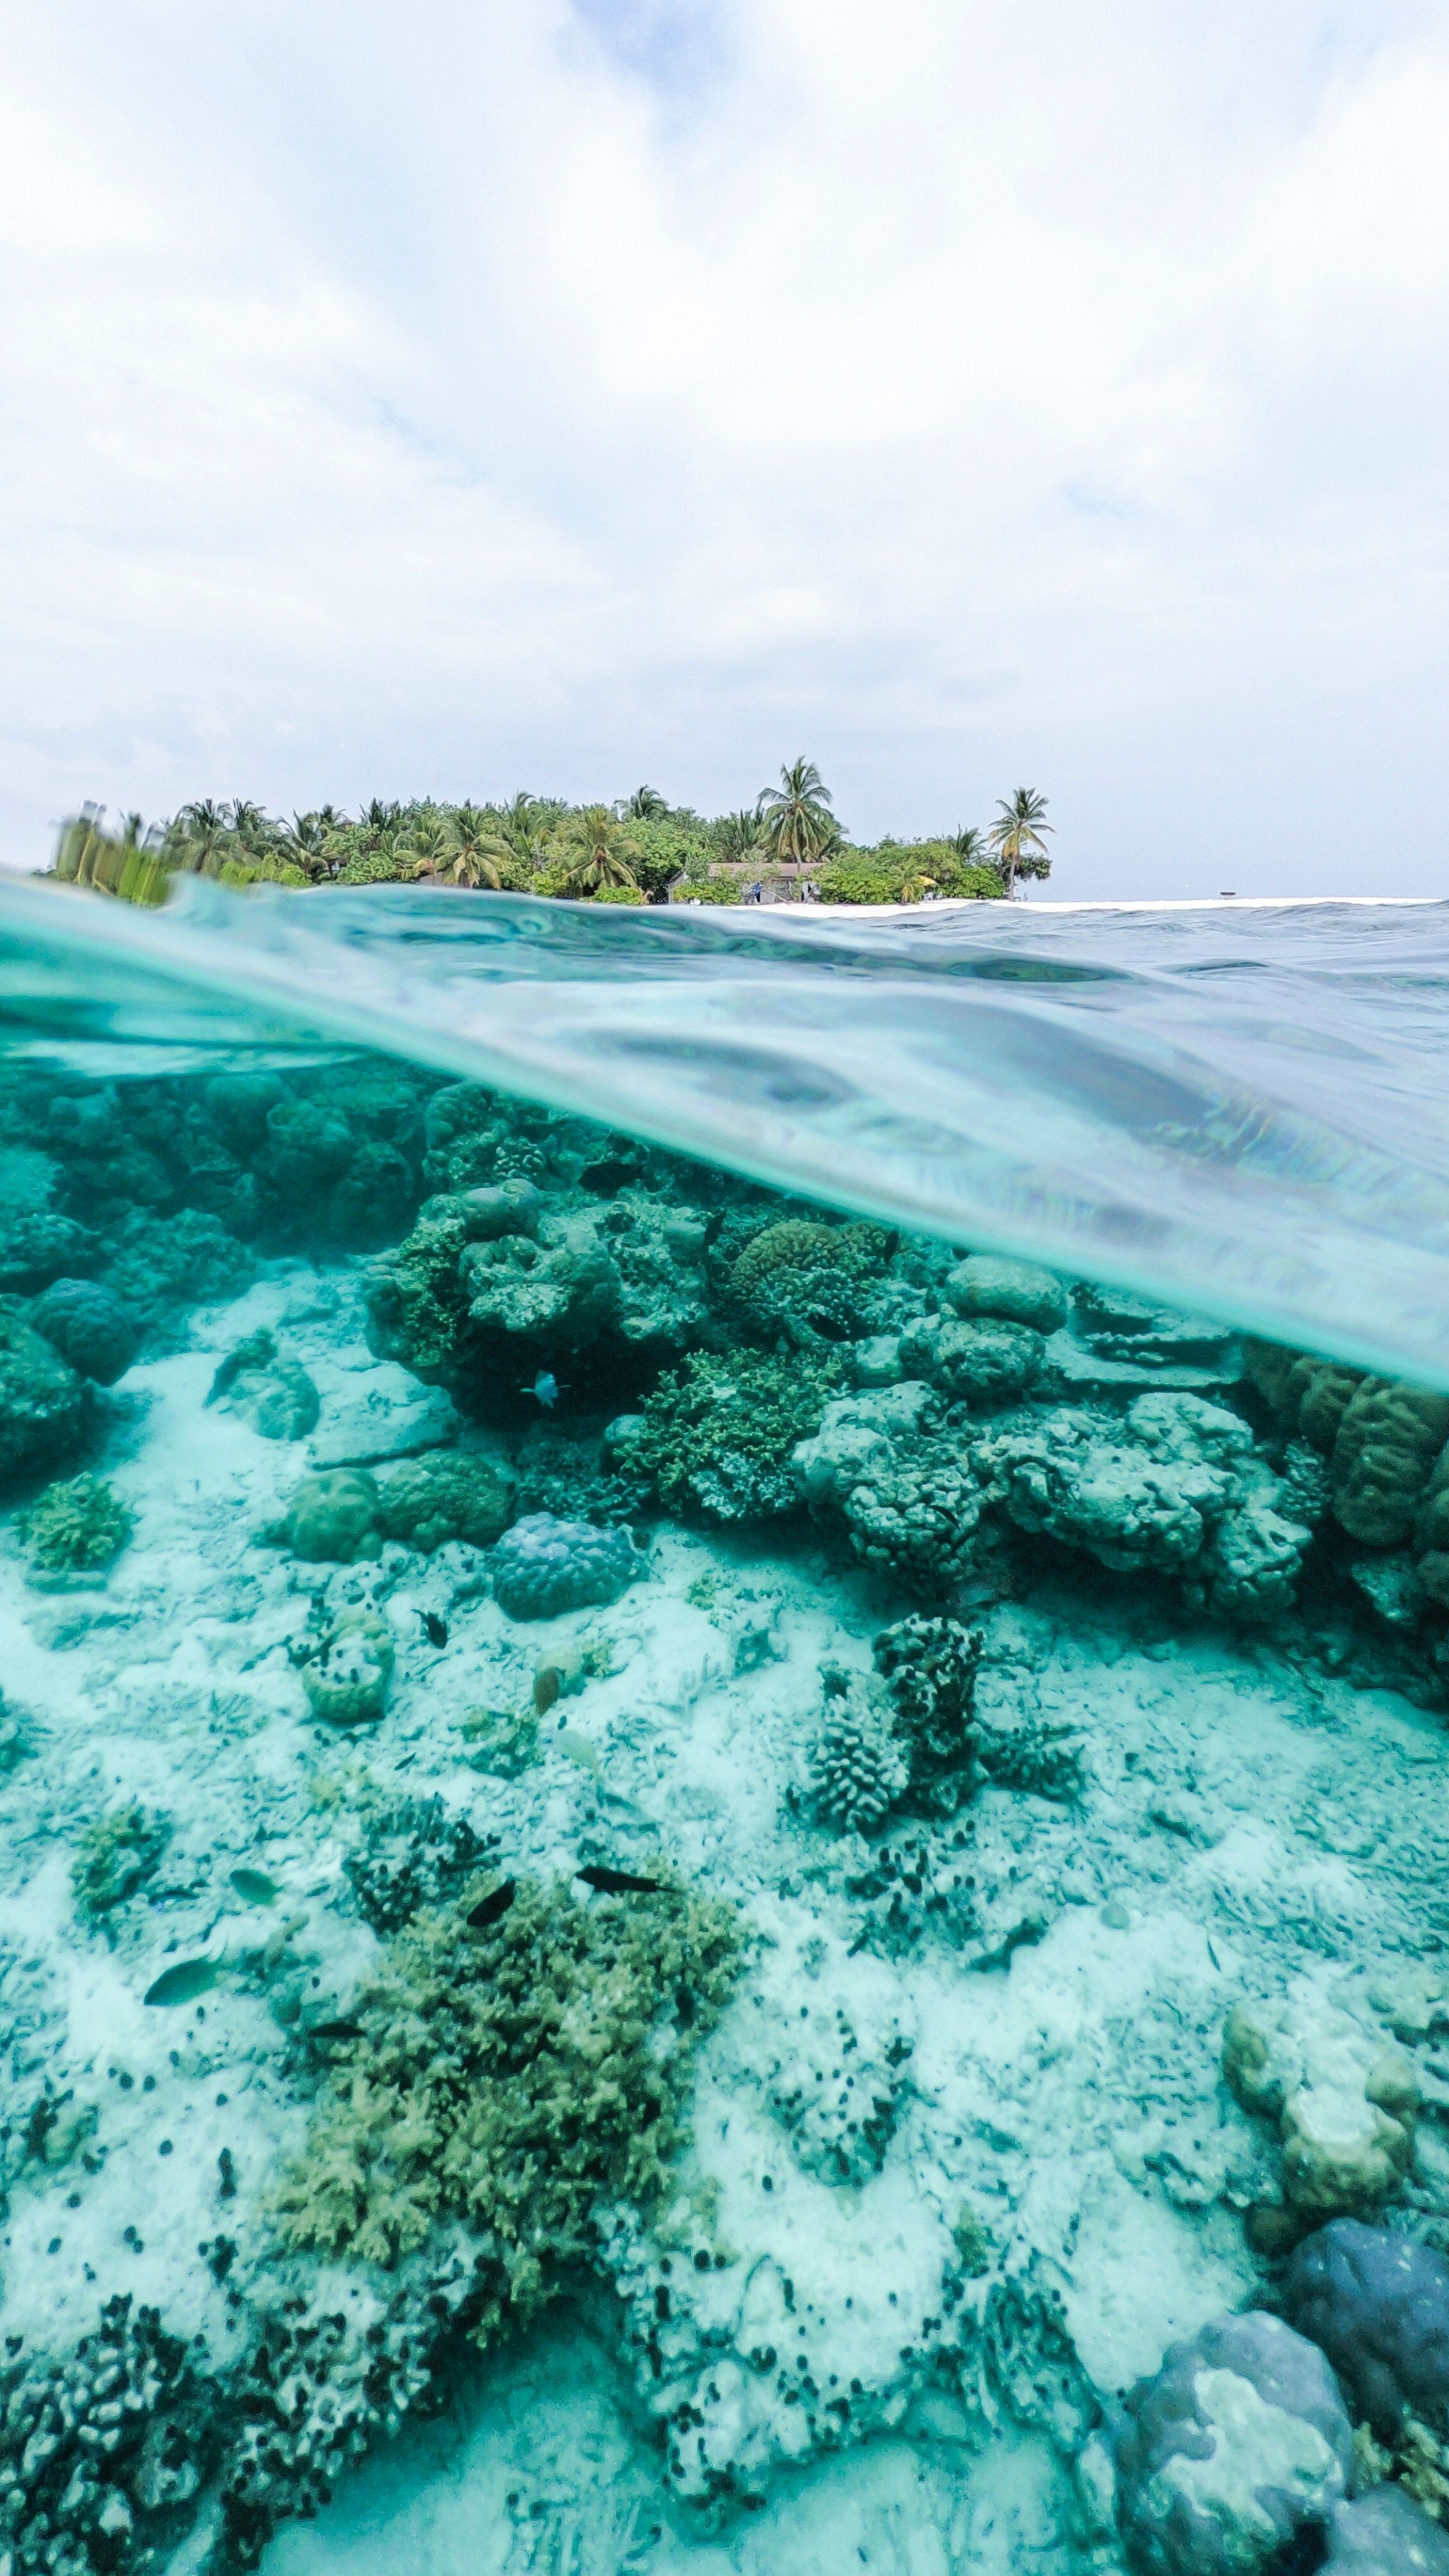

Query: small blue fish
left=523, top=1371, right=564, bottom=1408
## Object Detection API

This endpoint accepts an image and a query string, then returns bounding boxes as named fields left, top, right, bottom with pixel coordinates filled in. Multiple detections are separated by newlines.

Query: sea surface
left=1, top=880, right=1448, bottom=2576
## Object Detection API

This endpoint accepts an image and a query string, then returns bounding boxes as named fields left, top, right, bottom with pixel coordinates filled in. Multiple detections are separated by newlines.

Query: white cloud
left=1, top=0, right=1447, bottom=891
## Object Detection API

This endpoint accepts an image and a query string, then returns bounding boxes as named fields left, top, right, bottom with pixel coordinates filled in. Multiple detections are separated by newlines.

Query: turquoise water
left=1, top=880, right=1449, bottom=2575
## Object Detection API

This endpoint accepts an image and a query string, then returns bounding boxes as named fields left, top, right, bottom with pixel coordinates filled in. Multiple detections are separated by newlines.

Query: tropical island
left=48, top=765, right=1055, bottom=910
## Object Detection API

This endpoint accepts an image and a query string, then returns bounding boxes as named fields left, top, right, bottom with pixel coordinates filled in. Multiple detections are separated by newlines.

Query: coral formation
left=272, top=1468, right=383, bottom=1563
left=344, top=1795, right=499, bottom=1933
left=806, top=1676, right=910, bottom=1833
left=19, top=1470, right=133, bottom=1576
left=1322, top=2485, right=1449, bottom=2570
left=276, top=1872, right=743, bottom=2321
left=0, top=2294, right=216, bottom=2576
left=1114, top=2309, right=1355, bottom=2575
left=488, top=1512, right=640, bottom=1619
left=299, top=1609, right=395, bottom=1725
left=375, top=1448, right=514, bottom=1552
left=29, top=1277, right=140, bottom=1386
left=872, top=1613, right=982, bottom=1815
left=618, top=1348, right=843, bottom=1524
left=70, top=1802, right=169, bottom=1922
left=0, top=1299, right=85, bottom=1487
left=944, top=1253, right=1067, bottom=1333
left=1281, top=2221, right=1449, bottom=2444
left=1223, top=1993, right=1419, bottom=2217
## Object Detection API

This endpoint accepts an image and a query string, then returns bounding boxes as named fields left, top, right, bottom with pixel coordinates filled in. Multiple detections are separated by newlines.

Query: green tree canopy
left=757, top=759, right=837, bottom=864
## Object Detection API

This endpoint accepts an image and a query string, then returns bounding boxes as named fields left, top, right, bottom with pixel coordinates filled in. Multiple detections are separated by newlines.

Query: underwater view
left=5, top=879, right=1449, bottom=2576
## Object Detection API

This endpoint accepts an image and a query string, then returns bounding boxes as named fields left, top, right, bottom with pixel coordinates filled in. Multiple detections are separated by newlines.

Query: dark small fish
left=144, top=1959, right=220, bottom=2008
left=422, top=1611, right=448, bottom=1648
left=466, top=1879, right=517, bottom=1930
left=308, top=2018, right=364, bottom=2042
left=576, top=1865, right=665, bottom=1896
left=534, top=1666, right=561, bottom=1717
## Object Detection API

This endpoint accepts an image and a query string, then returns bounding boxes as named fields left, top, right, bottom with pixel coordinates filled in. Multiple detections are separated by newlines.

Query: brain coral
left=1330, top=1379, right=1449, bottom=1547
left=1114, top=2308, right=1355, bottom=2576
left=278, top=1469, right=382, bottom=1564
left=300, top=1610, right=394, bottom=1726
left=376, top=1450, right=514, bottom=1553
left=490, top=1513, right=640, bottom=1620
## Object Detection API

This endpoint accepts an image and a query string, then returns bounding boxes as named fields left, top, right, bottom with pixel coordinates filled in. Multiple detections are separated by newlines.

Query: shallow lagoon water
left=3, top=884, right=1449, bottom=2575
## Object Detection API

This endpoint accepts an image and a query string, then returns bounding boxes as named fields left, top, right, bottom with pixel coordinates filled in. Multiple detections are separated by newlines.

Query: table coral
left=275, top=1872, right=744, bottom=2336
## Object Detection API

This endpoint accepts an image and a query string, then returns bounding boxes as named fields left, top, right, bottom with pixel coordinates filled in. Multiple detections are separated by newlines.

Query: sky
left=2, top=0, right=1448, bottom=897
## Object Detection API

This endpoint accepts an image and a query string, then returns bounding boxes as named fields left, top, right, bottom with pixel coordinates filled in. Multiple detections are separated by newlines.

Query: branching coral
left=343, top=1796, right=499, bottom=1933
left=621, top=1347, right=842, bottom=1523
left=275, top=1872, right=744, bottom=2332
left=20, top=1471, right=132, bottom=1576
left=873, top=1614, right=983, bottom=1815
left=806, top=1678, right=910, bottom=1835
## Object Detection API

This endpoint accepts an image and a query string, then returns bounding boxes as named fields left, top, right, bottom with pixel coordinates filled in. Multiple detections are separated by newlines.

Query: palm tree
left=361, top=797, right=402, bottom=836
left=556, top=805, right=640, bottom=896
left=226, top=799, right=272, bottom=849
left=176, top=799, right=231, bottom=875
left=987, top=790, right=1053, bottom=897
left=714, top=806, right=763, bottom=862
left=622, top=784, right=668, bottom=820
left=442, top=804, right=506, bottom=890
left=948, top=826, right=987, bottom=863
left=757, top=759, right=837, bottom=865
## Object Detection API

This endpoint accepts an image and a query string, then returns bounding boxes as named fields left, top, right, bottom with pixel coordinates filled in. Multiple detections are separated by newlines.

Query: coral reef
left=728, top=1216, right=894, bottom=1348
left=0, top=1299, right=86, bottom=1487
left=1223, top=1992, right=1418, bottom=2218
left=70, top=1802, right=169, bottom=1922
left=19, top=1471, right=133, bottom=1576
left=1114, top=2309, right=1355, bottom=2575
left=1281, top=2220, right=1449, bottom=2444
left=276, top=1871, right=744, bottom=2324
left=616, top=1348, right=843, bottom=1525
left=375, top=1449, right=514, bottom=1552
left=898, top=1310, right=1046, bottom=1402
left=29, top=1277, right=140, bottom=1386
left=299, top=1609, right=395, bottom=1725
left=488, top=1512, right=641, bottom=1619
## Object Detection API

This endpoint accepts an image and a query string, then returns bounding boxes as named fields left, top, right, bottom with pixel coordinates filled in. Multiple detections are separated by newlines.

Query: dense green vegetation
left=46, top=769, right=1055, bottom=908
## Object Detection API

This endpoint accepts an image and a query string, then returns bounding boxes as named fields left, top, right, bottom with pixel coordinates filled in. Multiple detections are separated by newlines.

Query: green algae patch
left=276, top=1871, right=745, bottom=2330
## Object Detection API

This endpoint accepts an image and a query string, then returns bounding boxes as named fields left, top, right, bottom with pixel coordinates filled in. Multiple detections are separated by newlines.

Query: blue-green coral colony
left=4, top=1032, right=1449, bottom=2576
